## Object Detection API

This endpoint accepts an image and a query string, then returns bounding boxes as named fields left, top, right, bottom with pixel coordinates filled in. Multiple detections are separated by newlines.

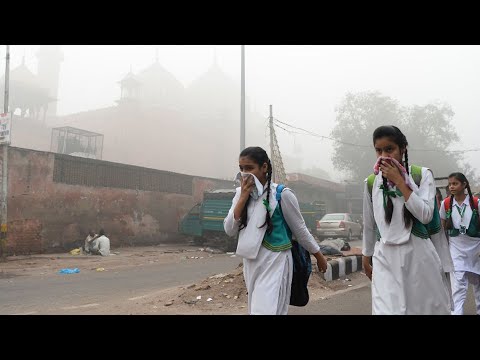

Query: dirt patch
left=0, top=244, right=222, bottom=277
left=174, top=264, right=247, bottom=312
left=112, top=263, right=249, bottom=315
left=120, top=260, right=368, bottom=315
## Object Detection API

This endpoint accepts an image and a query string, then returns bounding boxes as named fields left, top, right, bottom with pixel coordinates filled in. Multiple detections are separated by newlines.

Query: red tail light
left=316, top=221, right=321, bottom=229
left=339, top=221, right=345, bottom=228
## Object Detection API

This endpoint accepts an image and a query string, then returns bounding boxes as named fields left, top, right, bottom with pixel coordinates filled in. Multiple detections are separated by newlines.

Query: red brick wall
left=192, top=177, right=233, bottom=203
left=2, top=147, right=231, bottom=255
left=7, top=219, right=43, bottom=254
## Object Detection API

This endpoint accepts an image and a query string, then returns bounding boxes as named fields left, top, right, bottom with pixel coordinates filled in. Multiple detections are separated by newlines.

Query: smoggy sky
left=2, top=45, right=480, bottom=179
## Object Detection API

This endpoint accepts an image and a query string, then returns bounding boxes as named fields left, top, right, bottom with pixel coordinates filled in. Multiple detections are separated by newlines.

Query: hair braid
left=239, top=196, right=251, bottom=231
left=383, top=176, right=394, bottom=224
left=402, top=148, right=414, bottom=227
left=466, top=181, right=480, bottom=229
left=261, top=160, right=274, bottom=234
left=404, top=148, right=409, bottom=175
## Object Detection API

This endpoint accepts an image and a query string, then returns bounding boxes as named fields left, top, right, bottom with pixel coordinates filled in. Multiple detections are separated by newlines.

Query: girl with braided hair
left=439, top=172, right=480, bottom=315
left=224, top=146, right=327, bottom=315
left=362, top=126, right=451, bottom=314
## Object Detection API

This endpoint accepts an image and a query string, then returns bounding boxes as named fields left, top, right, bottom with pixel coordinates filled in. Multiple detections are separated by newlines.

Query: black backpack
left=276, top=185, right=312, bottom=307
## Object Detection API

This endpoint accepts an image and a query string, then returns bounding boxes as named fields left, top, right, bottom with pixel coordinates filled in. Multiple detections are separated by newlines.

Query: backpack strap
left=275, top=184, right=293, bottom=235
left=276, top=184, right=285, bottom=202
left=410, top=165, right=422, bottom=187
left=444, top=196, right=478, bottom=212
left=444, top=196, right=451, bottom=213
left=367, top=174, right=376, bottom=198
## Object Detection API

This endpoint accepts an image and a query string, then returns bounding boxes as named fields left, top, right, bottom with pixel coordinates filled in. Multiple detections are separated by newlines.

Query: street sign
left=0, top=113, right=11, bottom=145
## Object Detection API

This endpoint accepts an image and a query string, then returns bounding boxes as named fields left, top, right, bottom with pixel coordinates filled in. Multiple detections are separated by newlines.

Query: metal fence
left=53, top=154, right=193, bottom=195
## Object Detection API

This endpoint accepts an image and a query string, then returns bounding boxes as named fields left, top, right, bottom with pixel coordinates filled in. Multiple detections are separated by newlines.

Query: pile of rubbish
left=319, top=239, right=351, bottom=256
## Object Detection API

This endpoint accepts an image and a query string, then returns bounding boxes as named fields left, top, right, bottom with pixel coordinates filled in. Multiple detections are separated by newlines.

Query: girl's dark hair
left=436, top=188, right=443, bottom=204
left=445, top=172, right=480, bottom=230
left=372, top=125, right=414, bottom=227
left=238, top=147, right=273, bottom=234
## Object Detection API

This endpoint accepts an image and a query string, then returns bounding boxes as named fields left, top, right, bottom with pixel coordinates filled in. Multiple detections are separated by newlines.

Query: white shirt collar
left=453, top=194, right=470, bottom=207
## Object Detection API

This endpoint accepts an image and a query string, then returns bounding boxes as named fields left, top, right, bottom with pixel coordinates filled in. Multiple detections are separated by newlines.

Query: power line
left=269, top=121, right=304, bottom=136
left=274, top=117, right=371, bottom=148
left=272, top=117, right=480, bottom=154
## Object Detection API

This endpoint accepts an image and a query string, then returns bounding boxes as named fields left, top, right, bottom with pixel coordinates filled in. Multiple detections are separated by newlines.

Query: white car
left=316, top=213, right=362, bottom=241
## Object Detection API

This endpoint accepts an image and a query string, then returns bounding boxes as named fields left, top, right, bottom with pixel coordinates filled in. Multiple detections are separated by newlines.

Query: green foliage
left=331, top=91, right=477, bottom=185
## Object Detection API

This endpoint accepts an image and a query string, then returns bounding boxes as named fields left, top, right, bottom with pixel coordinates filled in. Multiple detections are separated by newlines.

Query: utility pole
left=1, top=45, right=10, bottom=258
left=240, top=45, right=245, bottom=151
left=268, top=105, right=287, bottom=184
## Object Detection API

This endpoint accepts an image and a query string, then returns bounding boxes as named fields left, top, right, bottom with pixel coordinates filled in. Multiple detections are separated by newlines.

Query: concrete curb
left=322, top=255, right=363, bottom=282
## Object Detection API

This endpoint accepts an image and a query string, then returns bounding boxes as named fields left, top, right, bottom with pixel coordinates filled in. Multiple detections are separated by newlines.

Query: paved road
left=0, top=254, right=241, bottom=315
left=2, top=238, right=477, bottom=315
left=290, top=282, right=478, bottom=315
left=308, top=238, right=478, bottom=315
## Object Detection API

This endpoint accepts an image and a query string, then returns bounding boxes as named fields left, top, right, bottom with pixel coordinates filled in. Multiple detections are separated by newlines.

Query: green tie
left=379, top=184, right=403, bottom=209
left=455, top=204, right=466, bottom=219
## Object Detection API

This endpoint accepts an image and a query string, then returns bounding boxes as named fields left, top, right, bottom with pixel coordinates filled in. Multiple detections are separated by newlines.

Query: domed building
left=182, top=58, right=238, bottom=178
left=36, top=45, right=63, bottom=117
left=0, top=47, right=62, bottom=152
left=183, top=56, right=268, bottom=179
left=186, top=57, right=237, bottom=116
left=115, top=69, right=141, bottom=107
left=135, top=59, right=185, bottom=110
left=51, top=56, right=190, bottom=174
left=9, top=47, right=268, bottom=180
left=0, top=56, right=55, bottom=121
left=115, top=52, right=185, bottom=111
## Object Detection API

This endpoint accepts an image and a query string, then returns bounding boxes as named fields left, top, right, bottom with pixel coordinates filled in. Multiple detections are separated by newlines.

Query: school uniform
left=224, top=182, right=319, bottom=315
left=439, top=195, right=480, bottom=315
left=363, top=167, right=451, bottom=315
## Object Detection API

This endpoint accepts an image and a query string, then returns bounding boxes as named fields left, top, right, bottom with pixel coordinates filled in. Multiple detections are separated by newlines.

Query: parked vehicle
left=179, top=189, right=327, bottom=251
left=179, top=189, right=237, bottom=251
left=350, top=213, right=363, bottom=234
left=300, top=201, right=326, bottom=233
left=316, top=213, right=362, bottom=241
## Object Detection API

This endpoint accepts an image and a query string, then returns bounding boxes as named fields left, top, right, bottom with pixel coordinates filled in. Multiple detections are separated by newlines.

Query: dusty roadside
left=0, top=243, right=368, bottom=314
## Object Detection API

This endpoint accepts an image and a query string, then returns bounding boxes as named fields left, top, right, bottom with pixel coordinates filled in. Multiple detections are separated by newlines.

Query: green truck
left=179, top=188, right=326, bottom=252
left=179, top=189, right=238, bottom=251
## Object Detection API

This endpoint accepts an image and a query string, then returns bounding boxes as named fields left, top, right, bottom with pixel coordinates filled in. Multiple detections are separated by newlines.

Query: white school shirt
left=439, top=195, right=480, bottom=274
left=224, top=182, right=320, bottom=259
left=439, top=195, right=474, bottom=230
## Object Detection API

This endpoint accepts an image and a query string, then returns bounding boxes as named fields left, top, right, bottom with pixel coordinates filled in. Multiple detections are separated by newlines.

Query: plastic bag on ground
left=58, top=268, right=80, bottom=274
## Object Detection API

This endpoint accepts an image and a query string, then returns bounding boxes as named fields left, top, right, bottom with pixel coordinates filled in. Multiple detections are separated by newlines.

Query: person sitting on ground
left=84, top=229, right=98, bottom=254
left=90, top=229, right=110, bottom=256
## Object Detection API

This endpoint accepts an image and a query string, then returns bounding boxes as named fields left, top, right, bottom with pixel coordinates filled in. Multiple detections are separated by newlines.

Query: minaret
left=36, top=45, right=64, bottom=117
left=116, top=65, right=141, bottom=105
